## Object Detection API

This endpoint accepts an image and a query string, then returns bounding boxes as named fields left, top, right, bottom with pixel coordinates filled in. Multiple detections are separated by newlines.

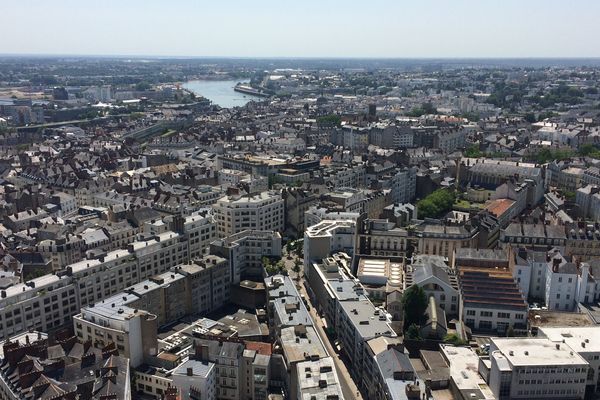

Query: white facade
left=172, top=360, right=217, bottom=400
left=488, top=337, right=588, bottom=400
left=303, top=220, right=356, bottom=268
left=213, top=191, right=284, bottom=237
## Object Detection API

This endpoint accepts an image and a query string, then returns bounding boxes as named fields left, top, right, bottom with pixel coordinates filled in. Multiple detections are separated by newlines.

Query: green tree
left=417, top=189, right=456, bottom=219
left=464, top=145, right=482, bottom=158
left=402, top=285, right=428, bottom=329
left=506, top=326, right=515, bottom=337
left=316, top=114, right=342, bottom=127
left=444, top=333, right=467, bottom=345
left=524, top=112, right=536, bottom=123
left=405, top=323, right=422, bottom=340
left=292, top=260, right=302, bottom=281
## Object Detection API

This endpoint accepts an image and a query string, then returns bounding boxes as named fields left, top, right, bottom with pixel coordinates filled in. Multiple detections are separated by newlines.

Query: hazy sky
left=2, top=0, right=600, bottom=58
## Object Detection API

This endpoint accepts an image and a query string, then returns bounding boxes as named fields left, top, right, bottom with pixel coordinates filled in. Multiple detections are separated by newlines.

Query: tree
left=464, top=145, right=482, bottom=158
left=524, top=112, right=537, bottom=123
left=417, top=189, right=456, bottom=219
left=316, top=114, right=342, bottom=127
left=444, top=333, right=467, bottom=345
left=292, top=260, right=302, bottom=281
left=405, top=323, right=422, bottom=340
left=402, top=285, right=428, bottom=329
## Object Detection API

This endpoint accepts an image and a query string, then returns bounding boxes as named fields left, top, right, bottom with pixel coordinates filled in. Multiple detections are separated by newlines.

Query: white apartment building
left=321, top=164, right=366, bottom=189
left=576, top=185, right=600, bottom=221
left=545, top=249, right=580, bottom=311
left=303, top=220, right=356, bottom=269
left=296, top=357, right=344, bottom=400
left=210, top=230, right=282, bottom=283
left=0, top=231, right=189, bottom=341
left=488, top=337, right=588, bottom=400
left=0, top=273, right=77, bottom=341
left=213, top=191, right=284, bottom=237
left=172, top=360, right=217, bottom=400
left=304, top=206, right=360, bottom=228
left=73, top=302, right=158, bottom=368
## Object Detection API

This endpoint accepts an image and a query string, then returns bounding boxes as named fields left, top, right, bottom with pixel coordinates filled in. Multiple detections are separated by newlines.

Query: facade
left=213, top=191, right=284, bottom=237
left=303, top=220, right=356, bottom=268
left=405, top=255, right=460, bottom=316
left=488, top=337, right=588, bottom=400
left=172, top=360, right=217, bottom=400
left=210, top=230, right=282, bottom=283
left=356, top=219, right=410, bottom=259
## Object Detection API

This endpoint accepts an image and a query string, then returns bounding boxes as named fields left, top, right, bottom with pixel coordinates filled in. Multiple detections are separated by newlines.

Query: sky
left=2, top=0, right=600, bottom=58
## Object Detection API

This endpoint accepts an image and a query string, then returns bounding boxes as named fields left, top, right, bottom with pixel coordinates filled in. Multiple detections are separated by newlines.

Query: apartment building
left=488, top=337, right=588, bottom=400
left=0, top=272, right=77, bottom=341
left=167, top=210, right=217, bottom=259
left=296, top=357, right=344, bottom=400
left=282, top=187, right=318, bottom=237
left=0, top=331, right=131, bottom=400
left=213, top=191, right=284, bottom=237
left=320, top=164, right=366, bottom=189
left=417, top=223, right=479, bottom=263
left=73, top=256, right=229, bottom=368
left=501, top=222, right=567, bottom=250
left=265, top=275, right=344, bottom=399
left=565, top=222, right=600, bottom=261
left=304, top=206, right=360, bottom=228
left=440, top=344, right=495, bottom=400
left=0, top=231, right=190, bottom=342
left=172, top=360, right=217, bottom=400
left=303, top=220, right=356, bottom=269
left=356, top=218, right=410, bottom=259
left=210, top=230, right=282, bottom=283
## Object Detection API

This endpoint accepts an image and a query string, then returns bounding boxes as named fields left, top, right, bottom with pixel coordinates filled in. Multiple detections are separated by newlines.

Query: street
left=282, top=246, right=361, bottom=400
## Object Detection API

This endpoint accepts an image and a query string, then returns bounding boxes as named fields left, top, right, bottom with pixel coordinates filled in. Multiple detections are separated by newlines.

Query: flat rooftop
left=490, top=337, right=588, bottom=367
left=538, top=326, right=600, bottom=353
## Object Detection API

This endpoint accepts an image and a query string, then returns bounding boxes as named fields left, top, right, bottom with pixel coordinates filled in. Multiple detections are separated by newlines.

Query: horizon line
left=2, top=53, right=600, bottom=61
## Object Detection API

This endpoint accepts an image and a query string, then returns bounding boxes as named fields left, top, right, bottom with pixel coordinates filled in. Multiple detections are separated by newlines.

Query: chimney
left=187, top=367, right=193, bottom=376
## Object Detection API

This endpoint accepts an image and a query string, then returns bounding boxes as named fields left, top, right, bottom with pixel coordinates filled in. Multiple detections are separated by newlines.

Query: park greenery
left=406, top=102, right=437, bottom=117
left=417, top=189, right=456, bottom=219
left=316, top=114, right=342, bottom=127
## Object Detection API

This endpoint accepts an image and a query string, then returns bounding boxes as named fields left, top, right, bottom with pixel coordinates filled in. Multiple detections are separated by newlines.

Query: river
left=183, top=79, right=261, bottom=108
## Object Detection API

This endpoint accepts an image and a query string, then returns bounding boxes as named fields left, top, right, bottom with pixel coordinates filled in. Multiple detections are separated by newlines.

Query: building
left=454, top=249, right=527, bottom=334
left=356, top=219, right=410, bottom=259
left=0, top=332, right=131, bottom=400
left=488, top=337, right=588, bottom=400
left=282, top=188, right=318, bottom=238
left=440, top=344, right=495, bottom=400
left=538, top=326, right=600, bottom=396
left=405, top=255, right=460, bottom=316
left=417, top=223, right=479, bottom=263
left=303, top=220, right=356, bottom=269
left=210, top=230, right=282, bottom=283
left=172, top=359, right=217, bottom=400
left=296, top=357, right=345, bottom=400
left=213, top=191, right=284, bottom=237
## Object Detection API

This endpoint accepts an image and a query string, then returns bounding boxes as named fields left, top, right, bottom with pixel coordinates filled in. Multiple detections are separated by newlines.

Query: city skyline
left=2, top=0, right=600, bottom=58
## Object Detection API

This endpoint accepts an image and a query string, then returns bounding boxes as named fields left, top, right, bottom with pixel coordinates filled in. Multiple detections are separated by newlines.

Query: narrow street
left=282, top=246, right=361, bottom=400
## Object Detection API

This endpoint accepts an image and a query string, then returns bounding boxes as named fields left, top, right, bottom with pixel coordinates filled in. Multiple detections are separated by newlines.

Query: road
left=282, top=247, right=361, bottom=400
